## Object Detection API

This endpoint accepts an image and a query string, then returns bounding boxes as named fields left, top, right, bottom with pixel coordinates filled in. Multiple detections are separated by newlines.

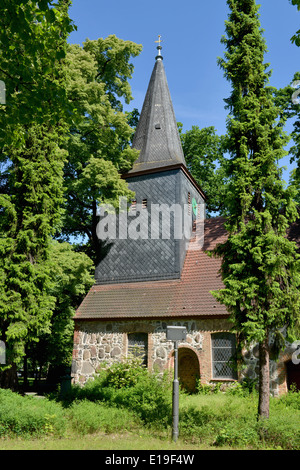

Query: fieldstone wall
left=72, top=317, right=231, bottom=385
left=241, top=334, right=296, bottom=396
left=72, top=318, right=295, bottom=395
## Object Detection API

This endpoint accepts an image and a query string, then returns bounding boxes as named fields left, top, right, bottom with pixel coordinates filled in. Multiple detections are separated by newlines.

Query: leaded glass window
left=128, top=333, right=148, bottom=366
left=211, top=332, right=237, bottom=379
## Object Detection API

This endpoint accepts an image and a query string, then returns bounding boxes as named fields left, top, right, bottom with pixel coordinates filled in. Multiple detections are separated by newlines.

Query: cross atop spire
left=155, top=35, right=162, bottom=46
left=155, top=35, right=163, bottom=60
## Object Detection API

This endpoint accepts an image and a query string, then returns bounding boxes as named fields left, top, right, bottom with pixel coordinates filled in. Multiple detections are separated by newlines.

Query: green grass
left=0, top=389, right=299, bottom=450
left=0, top=360, right=299, bottom=450
left=0, top=430, right=215, bottom=451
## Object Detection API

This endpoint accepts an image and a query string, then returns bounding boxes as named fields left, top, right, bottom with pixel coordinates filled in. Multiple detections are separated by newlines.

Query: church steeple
left=129, top=37, right=186, bottom=174
left=94, top=38, right=205, bottom=285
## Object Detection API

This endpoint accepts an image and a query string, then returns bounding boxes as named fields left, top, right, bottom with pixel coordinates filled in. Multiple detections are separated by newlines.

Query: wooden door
left=178, top=348, right=200, bottom=393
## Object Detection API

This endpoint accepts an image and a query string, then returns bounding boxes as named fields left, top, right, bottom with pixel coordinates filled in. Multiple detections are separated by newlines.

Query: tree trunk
left=23, top=354, right=29, bottom=391
left=0, top=363, right=18, bottom=391
left=258, top=334, right=270, bottom=420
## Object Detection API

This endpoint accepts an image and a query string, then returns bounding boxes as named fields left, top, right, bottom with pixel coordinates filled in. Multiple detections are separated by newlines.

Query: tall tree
left=0, top=1, right=75, bottom=147
left=212, top=0, right=300, bottom=419
left=0, top=1, right=75, bottom=389
left=59, top=37, right=142, bottom=262
left=23, top=240, right=94, bottom=388
left=274, top=1, right=300, bottom=202
left=273, top=72, right=300, bottom=199
left=179, top=125, right=228, bottom=216
left=290, top=0, right=300, bottom=46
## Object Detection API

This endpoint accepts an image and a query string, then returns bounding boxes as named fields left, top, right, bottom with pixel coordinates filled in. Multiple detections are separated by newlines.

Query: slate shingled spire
left=93, top=38, right=205, bottom=285
left=129, top=37, right=187, bottom=174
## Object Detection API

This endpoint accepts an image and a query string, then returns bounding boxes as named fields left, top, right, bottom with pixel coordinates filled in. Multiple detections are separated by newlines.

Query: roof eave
left=122, top=163, right=207, bottom=201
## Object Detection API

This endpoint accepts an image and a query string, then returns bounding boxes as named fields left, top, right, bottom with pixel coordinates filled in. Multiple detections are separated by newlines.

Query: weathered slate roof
left=128, top=55, right=186, bottom=174
left=74, top=217, right=229, bottom=321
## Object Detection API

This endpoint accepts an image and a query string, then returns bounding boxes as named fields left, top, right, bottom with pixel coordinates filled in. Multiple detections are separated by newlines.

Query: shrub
left=196, top=381, right=222, bottom=395
left=277, top=387, right=300, bottom=411
left=101, top=356, right=148, bottom=389
left=116, top=371, right=172, bottom=425
left=197, top=377, right=258, bottom=397
left=67, top=400, right=140, bottom=435
left=224, top=382, right=245, bottom=396
left=179, top=405, right=216, bottom=440
left=224, top=381, right=258, bottom=397
left=63, top=358, right=173, bottom=426
left=0, top=389, right=67, bottom=438
left=257, top=411, right=300, bottom=450
left=214, top=421, right=259, bottom=448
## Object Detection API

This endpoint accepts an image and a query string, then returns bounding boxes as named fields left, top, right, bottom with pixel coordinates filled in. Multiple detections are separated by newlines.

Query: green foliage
left=60, top=37, right=142, bottom=262
left=212, top=0, right=300, bottom=347
left=290, top=0, right=300, bottom=46
left=0, top=124, right=69, bottom=370
left=0, top=1, right=75, bottom=381
left=277, top=385, right=300, bottom=410
left=257, top=408, right=300, bottom=450
left=196, top=381, right=222, bottom=395
left=179, top=392, right=300, bottom=449
left=0, top=1, right=76, bottom=146
left=213, top=1, right=300, bottom=420
left=0, top=381, right=300, bottom=449
left=64, top=358, right=173, bottom=426
left=66, top=400, right=140, bottom=435
left=226, top=378, right=258, bottom=396
left=0, top=388, right=66, bottom=438
left=214, top=421, right=258, bottom=447
left=274, top=71, right=300, bottom=202
left=196, top=378, right=257, bottom=397
left=179, top=125, right=229, bottom=215
left=179, top=405, right=215, bottom=438
left=101, top=356, right=147, bottom=389
left=26, top=241, right=94, bottom=371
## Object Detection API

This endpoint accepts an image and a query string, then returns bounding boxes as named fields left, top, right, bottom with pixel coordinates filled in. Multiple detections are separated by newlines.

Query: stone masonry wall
left=72, top=317, right=232, bottom=386
left=72, top=318, right=295, bottom=395
left=240, top=334, right=297, bottom=396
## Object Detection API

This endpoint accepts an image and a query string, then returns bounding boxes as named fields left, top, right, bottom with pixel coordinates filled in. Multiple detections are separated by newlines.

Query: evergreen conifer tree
left=213, top=0, right=300, bottom=418
left=0, top=1, right=75, bottom=388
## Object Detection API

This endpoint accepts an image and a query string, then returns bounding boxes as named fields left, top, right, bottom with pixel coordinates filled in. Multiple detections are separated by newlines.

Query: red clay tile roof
left=75, top=214, right=300, bottom=321
left=74, top=216, right=229, bottom=321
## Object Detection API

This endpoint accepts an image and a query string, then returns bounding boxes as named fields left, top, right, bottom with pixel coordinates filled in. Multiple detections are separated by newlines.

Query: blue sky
left=68, top=0, right=300, bottom=183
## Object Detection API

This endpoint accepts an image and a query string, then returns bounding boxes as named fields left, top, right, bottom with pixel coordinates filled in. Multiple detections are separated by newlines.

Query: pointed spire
left=129, top=37, right=186, bottom=174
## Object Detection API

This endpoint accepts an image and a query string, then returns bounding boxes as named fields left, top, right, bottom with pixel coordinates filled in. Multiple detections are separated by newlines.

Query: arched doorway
left=286, top=361, right=300, bottom=391
left=178, top=348, right=200, bottom=393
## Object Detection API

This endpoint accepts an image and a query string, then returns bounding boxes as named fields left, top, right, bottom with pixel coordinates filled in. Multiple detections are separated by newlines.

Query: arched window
left=128, top=333, right=148, bottom=366
left=211, top=332, right=237, bottom=379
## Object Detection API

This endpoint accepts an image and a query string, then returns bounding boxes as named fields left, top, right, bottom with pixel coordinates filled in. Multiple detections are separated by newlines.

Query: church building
left=72, top=42, right=299, bottom=395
